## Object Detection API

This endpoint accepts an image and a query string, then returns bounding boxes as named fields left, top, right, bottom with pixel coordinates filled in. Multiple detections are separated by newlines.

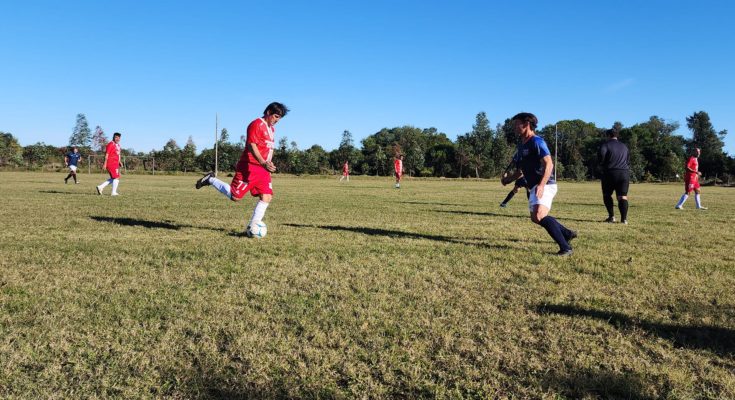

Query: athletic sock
left=72, top=172, right=77, bottom=183
left=501, top=190, right=516, bottom=205
left=98, top=179, right=112, bottom=189
left=248, top=200, right=270, bottom=226
left=209, top=177, right=232, bottom=199
left=676, top=194, right=688, bottom=207
left=111, top=179, right=119, bottom=194
left=695, top=194, right=702, bottom=208
left=603, top=195, right=614, bottom=218
left=65, top=173, right=73, bottom=181
left=539, top=216, right=571, bottom=251
left=618, top=199, right=629, bottom=221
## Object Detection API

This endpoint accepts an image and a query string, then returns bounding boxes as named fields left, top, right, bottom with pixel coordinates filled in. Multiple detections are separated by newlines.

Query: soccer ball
left=247, top=222, right=267, bottom=239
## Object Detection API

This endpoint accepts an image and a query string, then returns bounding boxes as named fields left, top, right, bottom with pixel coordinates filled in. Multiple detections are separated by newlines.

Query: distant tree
left=459, top=112, right=493, bottom=178
left=686, top=111, right=727, bottom=177
left=23, top=142, right=57, bottom=168
left=91, top=125, right=108, bottom=153
left=220, top=128, right=229, bottom=144
left=335, top=130, right=356, bottom=167
left=181, top=136, right=197, bottom=172
left=273, top=137, right=290, bottom=173
left=69, top=113, right=91, bottom=147
left=0, top=132, right=24, bottom=166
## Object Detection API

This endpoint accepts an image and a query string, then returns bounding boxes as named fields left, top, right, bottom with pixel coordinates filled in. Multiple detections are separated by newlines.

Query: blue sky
left=2, top=0, right=734, bottom=154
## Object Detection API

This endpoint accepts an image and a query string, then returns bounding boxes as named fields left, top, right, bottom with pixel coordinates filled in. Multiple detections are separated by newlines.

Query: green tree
left=458, top=112, right=493, bottom=178
left=0, top=132, right=24, bottom=167
left=91, top=126, right=107, bottom=153
left=181, top=136, right=197, bottom=172
left=69, top=113, right=91, bottom=147
left=686, top=111, right=727, bottom=177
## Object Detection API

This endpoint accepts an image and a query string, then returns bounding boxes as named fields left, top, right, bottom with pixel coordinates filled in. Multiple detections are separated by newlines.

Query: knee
left=531, top=214, right=542, bottom=224
left=618, top=196, right=627, bottom=201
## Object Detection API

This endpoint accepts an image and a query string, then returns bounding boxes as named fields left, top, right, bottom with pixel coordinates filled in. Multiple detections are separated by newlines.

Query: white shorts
left=68, top=165, right=78, bottom=172
left=528, top=183, right=558, bottom=212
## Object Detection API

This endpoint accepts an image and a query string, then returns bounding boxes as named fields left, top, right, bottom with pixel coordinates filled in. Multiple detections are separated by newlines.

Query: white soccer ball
left=248, top=222, right=267, bottom=239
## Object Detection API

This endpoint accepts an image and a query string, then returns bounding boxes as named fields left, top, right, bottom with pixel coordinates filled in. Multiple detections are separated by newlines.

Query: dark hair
left=511, top=112, right=538, bottom=130
left=606, top=129, right=619, bottom=138
left=113, top=132, right=122, bottom=138
left=264, top=102, right=289, bottom=117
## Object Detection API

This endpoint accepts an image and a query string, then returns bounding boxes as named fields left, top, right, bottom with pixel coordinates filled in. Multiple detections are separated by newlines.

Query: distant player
left=675, top=147, right=707, bottom=210
left=339, top=161, right=349, bottom=182
left=599, top=128, right=630, bottom=223
left=394, top=154, right=404, bottom=188
left=64, top=146, right=82, bottom=184
left=96, top=132, right=122, bottom=196
left=502, top=112, right=576, bottom=256
left=195, top=102, right=289, bottom=235
left=500, top=177, right=529, bottom=207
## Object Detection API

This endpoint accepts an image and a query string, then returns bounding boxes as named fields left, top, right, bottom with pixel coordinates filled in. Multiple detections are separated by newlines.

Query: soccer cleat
left=196, top=172, right=214, bottom=189
left=604, top=216, right=615, bottom=223
left=245, top=226, right=253, bottom=238
left=567, top=230, right=578, bottom=242
left=75, top=181, right=80, bottom=184
left=64, top=177, right=68, bottom=184
left=621, top=220, right=628, bottom=225
left=556, top=249, right=574, bottom=257
left=499, top=203, right=507, bottom=208
left=96, top=186, right=102, bottom=195
left=111, top=193, right=120, bottom=196
left=675, top=205, right=683, bottom=209
left=697, top=206, right=708, bottom=210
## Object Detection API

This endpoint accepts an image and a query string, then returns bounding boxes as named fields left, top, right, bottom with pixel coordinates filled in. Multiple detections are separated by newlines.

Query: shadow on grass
left=399, top=200, right=466, bottom=207
left=39, top=190, right=95, bottom=196
left=90, top=216, right=227, bottom=232
left=284, top=223, right=512, bottom=250
left=536, top=304, right=735, bottom=356
left=435, top=209, right=599, bottom=223
left=541, top=366, right=650, bottom=399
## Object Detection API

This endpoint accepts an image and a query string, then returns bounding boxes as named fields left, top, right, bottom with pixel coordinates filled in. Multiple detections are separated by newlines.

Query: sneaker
left=567, top=230, right=578, bottom=242
left=196, top=172, right=214, bottom=189
left=96, top=186, right=102, bottom=195
left=697, top=206, right=708, bottom=210
left=675, top=205, right=683, bottom=209
left=499, top=203, right=507, bottom=208
left=604, top=216, right=616, bottom=223
left=556, top=249, right=574, bottom=257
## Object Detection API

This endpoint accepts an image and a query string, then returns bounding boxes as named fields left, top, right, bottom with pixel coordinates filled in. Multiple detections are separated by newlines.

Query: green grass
left=1, top=172, right=734, bottom=399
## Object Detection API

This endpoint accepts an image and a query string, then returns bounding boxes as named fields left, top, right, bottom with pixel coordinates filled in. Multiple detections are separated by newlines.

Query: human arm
left=64, top=155, right=69, bottom=166
left=535, top=155, right=553, bottom=199
left=248, top=142, right=276, bottom=172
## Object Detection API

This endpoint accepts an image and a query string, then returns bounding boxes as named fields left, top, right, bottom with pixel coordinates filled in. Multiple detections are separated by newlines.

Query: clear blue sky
left=2, top=0, right=734, bottom=154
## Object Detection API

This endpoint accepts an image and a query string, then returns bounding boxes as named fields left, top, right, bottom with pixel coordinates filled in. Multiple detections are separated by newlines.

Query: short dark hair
left=606, top=129, right=619, bottom=138
left=113, top=132, right=122, bottom=139
left=264, top=102, right=289, bottom=117
left=511, top=112, right=538, bottom=130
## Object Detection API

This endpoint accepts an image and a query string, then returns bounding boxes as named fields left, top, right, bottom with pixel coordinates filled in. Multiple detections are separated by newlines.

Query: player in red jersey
left=196, top=102, right=289, bottom=234
left=339, top=161, right=349, bottom=182
left=394, top=154, right=404, bottom=188
left=675, top=147, right=707, bottom=210
left=96, top=132, right=122, bottom=196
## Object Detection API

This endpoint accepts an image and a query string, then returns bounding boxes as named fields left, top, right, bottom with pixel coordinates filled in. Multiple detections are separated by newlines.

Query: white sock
left=248, top=200, right=269, bottom=226
left=676, top=194, right=688, bottom=207
left=209, top=177, right=232, bottom=199
left=98, top=179, right=112, bottom=189
left=695, top=194, right=702, bottom=208
left=111, top=179, right=119, bottom=194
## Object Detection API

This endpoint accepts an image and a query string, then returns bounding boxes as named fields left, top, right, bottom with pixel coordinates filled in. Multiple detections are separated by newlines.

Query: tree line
left=1, top=111, right=733, bottom=182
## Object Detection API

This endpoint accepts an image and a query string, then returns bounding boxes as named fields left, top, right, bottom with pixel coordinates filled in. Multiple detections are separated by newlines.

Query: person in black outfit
left=599, top=128, right=630, bottom=224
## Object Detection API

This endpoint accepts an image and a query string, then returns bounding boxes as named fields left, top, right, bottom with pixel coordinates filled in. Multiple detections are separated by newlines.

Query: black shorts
left=601, top=169, right=629, bottom=196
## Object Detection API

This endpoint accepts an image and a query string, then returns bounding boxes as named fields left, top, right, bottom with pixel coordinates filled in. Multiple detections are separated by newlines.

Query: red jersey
left=394, top=159, right=403, bottom=174
left=342, top=163, right=349, bottom=174
left=236, top=118, right=275, bottom=169
left=106, top=141, right=121, bottom=166
left=685, top=156, right=698, bottom=182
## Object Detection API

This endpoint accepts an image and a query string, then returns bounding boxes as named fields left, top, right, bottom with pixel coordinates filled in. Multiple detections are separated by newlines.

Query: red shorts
left=107, top=166, right=120, bottom=179
left=230, top=163, right=272, bottom=200
left=685, top=180, right=700, bottom=192
left=342, top=171, right=349, bottom=176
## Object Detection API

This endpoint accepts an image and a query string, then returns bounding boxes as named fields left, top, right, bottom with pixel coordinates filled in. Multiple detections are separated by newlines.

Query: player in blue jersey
left=502, top=112, right=577, bottom=256
left=64, top=146, right=82, bottom=184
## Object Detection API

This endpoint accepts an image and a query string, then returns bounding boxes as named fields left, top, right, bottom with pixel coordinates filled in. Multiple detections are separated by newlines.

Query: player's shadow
left=400, top=201, right=466, bottom=207
left=39, top=190, right=95, bottom=196
left=90, top=216, right=227, bottom=232
left=283, top=223, right=511, bottom=250
left=536, top=304, right=735, bottom=356
left=433, top=209, right=528, bottom=219
left=540, top=365, right=649, bottom=399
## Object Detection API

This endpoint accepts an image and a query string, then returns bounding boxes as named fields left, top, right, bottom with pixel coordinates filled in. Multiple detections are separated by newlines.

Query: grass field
left=1, top=171, right=734, bottom=399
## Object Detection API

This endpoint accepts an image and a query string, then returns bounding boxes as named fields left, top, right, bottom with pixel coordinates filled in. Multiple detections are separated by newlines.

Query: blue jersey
left=66, top=152, right=81, bottom=167
left=514, top=135, right=555, bottom=188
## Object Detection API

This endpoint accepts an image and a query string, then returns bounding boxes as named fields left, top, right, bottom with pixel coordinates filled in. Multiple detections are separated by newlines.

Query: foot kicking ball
left=247, top=222, right=267, bottom=238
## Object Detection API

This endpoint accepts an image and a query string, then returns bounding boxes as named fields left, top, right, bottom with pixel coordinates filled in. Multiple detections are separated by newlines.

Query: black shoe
left=556, top=249, right=573, bottom=257
left=64, top=177, right=68, bottom=184
left=567, top=230, right=578, bottom=242
left=604, top=216, right=615, bottom=223
left=195, top=172, right=214, bottom=189
left=621, top=220, right=628, bottom=225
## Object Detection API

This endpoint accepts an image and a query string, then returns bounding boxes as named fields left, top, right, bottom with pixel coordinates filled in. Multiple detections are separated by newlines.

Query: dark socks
left=619, top=199, right=628, bottom=221
left=539, top=216, right=572, bottom=251
left=603, top=195, right=614, bottom=218
left=501, top=190, right=516, bottom=205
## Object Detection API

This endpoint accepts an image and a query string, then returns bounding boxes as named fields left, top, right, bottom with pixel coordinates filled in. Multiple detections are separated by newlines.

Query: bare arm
left=535, top=155, right=553, bottom=198
left=249, top=142, right=276, bottom=172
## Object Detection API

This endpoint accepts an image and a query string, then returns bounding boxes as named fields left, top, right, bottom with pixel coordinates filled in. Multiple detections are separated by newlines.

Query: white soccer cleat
left=675, top=205, right=683, bottom=210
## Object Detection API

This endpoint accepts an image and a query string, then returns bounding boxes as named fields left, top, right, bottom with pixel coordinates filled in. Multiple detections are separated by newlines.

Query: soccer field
left=1, top=172, right=734, bottom=399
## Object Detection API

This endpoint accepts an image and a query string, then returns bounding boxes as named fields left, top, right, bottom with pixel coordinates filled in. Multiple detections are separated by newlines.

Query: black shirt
left=599, top=139, right=629, bottom=171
